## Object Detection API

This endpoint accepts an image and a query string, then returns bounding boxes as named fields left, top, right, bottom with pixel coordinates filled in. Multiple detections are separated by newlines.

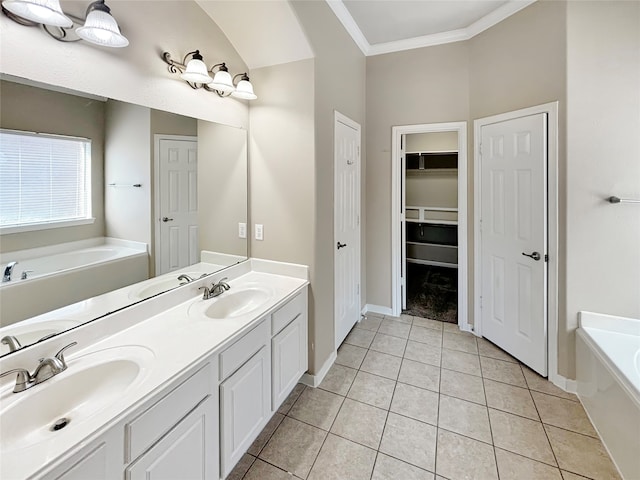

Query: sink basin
left=0, top=345, right=154, bottom=451
left=129, top=272, right=204, bottom=300
left=189, top=286, right=273, bottom=320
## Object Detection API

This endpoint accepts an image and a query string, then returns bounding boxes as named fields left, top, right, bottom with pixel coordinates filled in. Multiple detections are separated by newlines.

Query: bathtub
left=0, top=238, right=148, bottom=327
left=576, top=311, right=640, bottom=479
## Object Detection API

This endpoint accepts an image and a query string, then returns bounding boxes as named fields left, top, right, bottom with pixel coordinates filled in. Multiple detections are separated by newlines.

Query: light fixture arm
left=161, top=51, right=203, bottom=90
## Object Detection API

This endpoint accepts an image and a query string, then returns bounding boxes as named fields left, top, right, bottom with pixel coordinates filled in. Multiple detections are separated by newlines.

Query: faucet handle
left=0, top=368, right=32, bottom=393
left=54, top=341, right=78, bottom=369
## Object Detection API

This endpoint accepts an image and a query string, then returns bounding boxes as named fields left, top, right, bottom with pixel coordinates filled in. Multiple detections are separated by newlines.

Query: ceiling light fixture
left=162, top=50, right=257, bottom=101
left=1, top=0, right=128, bottom=48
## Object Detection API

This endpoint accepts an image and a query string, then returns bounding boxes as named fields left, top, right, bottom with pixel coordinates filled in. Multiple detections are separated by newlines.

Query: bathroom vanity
left=0, top=259, right=309, bottom=480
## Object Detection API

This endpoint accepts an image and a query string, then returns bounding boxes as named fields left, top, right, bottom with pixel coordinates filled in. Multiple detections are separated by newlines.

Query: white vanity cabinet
left=219, top=320, right=271, bottom=478
left=271, top=290, right=308, bottom=411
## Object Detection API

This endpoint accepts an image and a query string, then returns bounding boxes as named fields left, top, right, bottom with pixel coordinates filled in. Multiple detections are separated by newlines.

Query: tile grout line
left=478, top=335, right=501, bottom=480
left=433, top=318, right=445, bottom=478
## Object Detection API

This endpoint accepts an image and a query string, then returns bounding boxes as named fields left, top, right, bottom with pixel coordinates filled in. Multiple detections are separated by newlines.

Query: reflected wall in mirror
left=0, top=77, right=248, bottom=356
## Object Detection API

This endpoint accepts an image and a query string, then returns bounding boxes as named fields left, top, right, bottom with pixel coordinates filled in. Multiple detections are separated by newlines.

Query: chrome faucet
left=0, top=342, right=77, bottom=393
left=177, top=273, right=207, bottom=284
left=199, top=277, right=231, bottom=300
left=1, top=335, right=22, bottom=353
left=3, top=261, right=18, bottom=282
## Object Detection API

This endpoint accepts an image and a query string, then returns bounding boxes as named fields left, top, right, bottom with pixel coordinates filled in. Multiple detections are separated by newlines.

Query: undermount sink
left=189, top=286, right=273, bottom=320
left=0, top=345, right=154, bottom=451
left=129, top=272, right=204, bottom=300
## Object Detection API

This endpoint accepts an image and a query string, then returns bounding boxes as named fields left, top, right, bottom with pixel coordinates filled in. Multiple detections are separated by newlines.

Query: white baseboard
left=550, top=372, right=578, bottom=394
left=300, top=351, right=337, bottom=388
left=363, top=304, right=393, bottom=316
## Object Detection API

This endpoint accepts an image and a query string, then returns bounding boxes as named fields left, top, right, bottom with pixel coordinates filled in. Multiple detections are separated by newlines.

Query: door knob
left=522, top=251, right=541, bottom=261
left=162, top=217, right=174, bottom=222
left=337, top=242, right=347, bottom=250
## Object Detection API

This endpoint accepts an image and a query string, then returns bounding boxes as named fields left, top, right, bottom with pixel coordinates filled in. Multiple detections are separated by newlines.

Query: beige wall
left=198, top=121, right=248, bottom=258
left=366, top=42, right=470, bottom=308
left=104, top=101, right=152, bottom=253
left=0, top=80, right=105, bottom=252
left=0, top=1, right=248, bottom=129
left=406, top=174, right=458, bottom=209
left=564, top=1, right=640, bottom=378
left=250, top=0, right=366, bottom=374
left=288, top=1, right=366, bottom=373
left=406, top=132, right=458, bottom=152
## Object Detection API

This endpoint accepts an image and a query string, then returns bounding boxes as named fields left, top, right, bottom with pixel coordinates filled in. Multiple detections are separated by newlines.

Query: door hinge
left=479, top=143, right=483, bottom=156
left=479, top=296, right=483, bottom=309
left=357, top=284, right=360, bottom=295
left=357, top=215, right=360, bottom=226
left=544, top=254, right=549, bottom=262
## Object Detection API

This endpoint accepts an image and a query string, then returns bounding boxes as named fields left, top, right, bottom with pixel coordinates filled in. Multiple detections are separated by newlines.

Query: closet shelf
left=407, top=258, right=458, bottom=269
left=406, top=206, right=458, bottom=224
left=406, top=219, right=457, bottom=225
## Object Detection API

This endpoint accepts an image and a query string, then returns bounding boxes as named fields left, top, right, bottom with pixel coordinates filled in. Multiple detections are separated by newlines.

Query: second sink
left=189, top=286, right=273, bottom=320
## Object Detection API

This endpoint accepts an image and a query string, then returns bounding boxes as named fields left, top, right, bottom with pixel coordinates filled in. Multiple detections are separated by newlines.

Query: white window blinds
left=0, top=130, right=92, bottom=230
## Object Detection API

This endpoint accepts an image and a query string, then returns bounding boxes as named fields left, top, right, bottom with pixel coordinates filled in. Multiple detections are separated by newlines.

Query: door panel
left=335, top=115, right=361, bottom=348
left=480, top=113, right=547, bottom=375
left=158, top=138, right=198, bottom=275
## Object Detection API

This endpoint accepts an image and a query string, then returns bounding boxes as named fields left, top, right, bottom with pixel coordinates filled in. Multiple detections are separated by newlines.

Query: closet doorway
left=391, top=122, right=468, bottom=330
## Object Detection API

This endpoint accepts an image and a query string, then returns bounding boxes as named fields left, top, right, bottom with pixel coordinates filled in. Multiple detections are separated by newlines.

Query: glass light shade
left=76, top=9, right=129, bottom=48
left=210, top=69, right=235, bottom=95
left=231, top=78, right=257, bottom=100
left=2, top=0, right=72, bottom=27
left=180, top=57, right=213, bottom=84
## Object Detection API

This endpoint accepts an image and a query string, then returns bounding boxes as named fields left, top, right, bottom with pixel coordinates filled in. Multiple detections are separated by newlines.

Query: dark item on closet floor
left=404, top=264, right=457, bottom=323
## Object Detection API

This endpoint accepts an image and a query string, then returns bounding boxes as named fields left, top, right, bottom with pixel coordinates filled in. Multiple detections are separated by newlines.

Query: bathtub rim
left=0, top=237, right=147, bottom=286
left=577, top=312, right=640, bottom=409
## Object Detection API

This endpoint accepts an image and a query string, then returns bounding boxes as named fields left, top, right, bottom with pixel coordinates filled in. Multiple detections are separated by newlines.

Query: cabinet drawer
left=126, top=363, right=212, bottom=462
left=220, top=318, right=269, bottom=381
left=272, top=291, right=306, bottom=335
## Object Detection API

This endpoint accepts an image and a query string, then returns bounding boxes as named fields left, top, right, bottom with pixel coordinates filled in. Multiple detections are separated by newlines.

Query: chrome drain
left=51, top=417, right=70, bottom=431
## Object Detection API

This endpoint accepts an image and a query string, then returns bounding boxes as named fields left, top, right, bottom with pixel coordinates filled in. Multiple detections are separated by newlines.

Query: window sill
left=0, top=218, right=96, bottom=235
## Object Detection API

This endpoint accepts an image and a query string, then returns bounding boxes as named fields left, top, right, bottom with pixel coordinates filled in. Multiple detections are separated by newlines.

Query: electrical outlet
left=238, top=222, right=247, bottom=239
left=255, top=224, right=263, bottom=241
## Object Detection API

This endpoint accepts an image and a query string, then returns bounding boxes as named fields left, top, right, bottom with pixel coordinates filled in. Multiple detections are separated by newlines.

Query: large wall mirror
left=0, top=75, right=248, bottom=357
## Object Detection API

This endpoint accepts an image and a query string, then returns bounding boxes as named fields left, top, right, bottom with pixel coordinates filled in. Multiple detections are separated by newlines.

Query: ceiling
left=197, top=0, right=537, bottom=70
left=327, top=0, right=537, bottom=56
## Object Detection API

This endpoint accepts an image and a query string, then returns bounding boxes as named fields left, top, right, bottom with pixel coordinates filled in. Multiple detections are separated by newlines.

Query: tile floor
left=227, top=313, right=621, bottom=480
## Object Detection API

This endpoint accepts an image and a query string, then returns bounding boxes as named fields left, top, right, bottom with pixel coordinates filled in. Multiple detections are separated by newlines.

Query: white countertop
left=0, top=260, right=308, bottom=479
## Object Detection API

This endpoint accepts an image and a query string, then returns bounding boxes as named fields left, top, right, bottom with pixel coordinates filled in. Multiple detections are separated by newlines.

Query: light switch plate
left=255, top=224, right=263, bottom=241
left=238, top=222, right=247, bottom=239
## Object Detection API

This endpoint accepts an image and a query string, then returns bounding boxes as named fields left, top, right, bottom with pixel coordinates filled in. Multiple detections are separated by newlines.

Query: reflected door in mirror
left=157, top=136, right=198, bottom=275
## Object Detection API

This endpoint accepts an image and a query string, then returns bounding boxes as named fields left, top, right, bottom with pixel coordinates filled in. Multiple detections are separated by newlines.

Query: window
left=0, top=129, right=92, bottom=233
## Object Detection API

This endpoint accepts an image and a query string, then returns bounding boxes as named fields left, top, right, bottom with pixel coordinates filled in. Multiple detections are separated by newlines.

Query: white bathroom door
left=334, top=112, right=361, bottom=349
left=480, top=113, right=548, bottom=375
left=157, top=136, right=198, bottom=275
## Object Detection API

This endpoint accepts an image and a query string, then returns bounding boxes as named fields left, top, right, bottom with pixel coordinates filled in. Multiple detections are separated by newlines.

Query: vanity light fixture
left=162, top=50, right=257, bottom=100
left=1, top=0, right=129, bottom=48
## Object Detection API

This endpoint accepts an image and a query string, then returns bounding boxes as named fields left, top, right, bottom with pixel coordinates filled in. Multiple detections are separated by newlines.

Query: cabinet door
left=44, top=427, right=123, bottom=480
left=272, top=314, right=307, bottom=410
left=220, top=346, right=270, bottom=478
left=126, top=396, right=216, bottom=480
left=51, top=443, right=109, bottom=480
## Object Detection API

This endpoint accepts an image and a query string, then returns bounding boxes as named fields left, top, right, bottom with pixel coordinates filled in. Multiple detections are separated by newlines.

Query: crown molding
left=327, top=0, right=537, bottom=57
